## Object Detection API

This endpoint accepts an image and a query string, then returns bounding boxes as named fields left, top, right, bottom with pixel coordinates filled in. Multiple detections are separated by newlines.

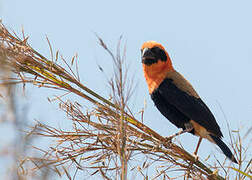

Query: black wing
left=157, top=78, right=223, bottom=137
left=151, top=90, right=190, bottom=130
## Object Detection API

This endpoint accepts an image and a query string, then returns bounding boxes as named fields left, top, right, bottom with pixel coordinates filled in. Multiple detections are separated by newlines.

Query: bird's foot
left=165, top=136, right=173, bottom=143
left=193, top=152, right=199, bottom=162
left=165, top=125, right=193, bottom=141
left=165, top=128, right=184, bottom=142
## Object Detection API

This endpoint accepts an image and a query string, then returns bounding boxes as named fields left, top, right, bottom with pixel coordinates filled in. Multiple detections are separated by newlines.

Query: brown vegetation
left=0, top=21, right=251, bottom=179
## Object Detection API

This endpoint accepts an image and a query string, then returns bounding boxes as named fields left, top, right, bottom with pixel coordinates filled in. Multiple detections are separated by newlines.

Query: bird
left=141, top=41, right=238, bottom=163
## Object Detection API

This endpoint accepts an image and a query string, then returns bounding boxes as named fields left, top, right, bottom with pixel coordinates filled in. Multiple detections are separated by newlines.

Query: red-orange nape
left=141, top=41, right=238, bottom=163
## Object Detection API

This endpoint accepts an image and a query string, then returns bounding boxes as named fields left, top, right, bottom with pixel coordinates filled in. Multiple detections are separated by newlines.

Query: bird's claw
left=193, top=152, right=199, bottom=162
left=165, top=136, right=173, bottom=143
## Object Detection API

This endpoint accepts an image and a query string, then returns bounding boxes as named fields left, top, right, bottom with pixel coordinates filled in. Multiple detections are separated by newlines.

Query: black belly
left=151, top=89, right=193, bottom=133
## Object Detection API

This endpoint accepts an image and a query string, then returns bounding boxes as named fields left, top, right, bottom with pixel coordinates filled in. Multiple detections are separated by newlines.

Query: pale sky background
left=0, top=0, right=252, bottom=179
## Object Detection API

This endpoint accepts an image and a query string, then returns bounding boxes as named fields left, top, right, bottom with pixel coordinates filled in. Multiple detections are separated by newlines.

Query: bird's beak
left=141, top=48, right=155, bottom=64
left=141, top=48, right=149, bottom=57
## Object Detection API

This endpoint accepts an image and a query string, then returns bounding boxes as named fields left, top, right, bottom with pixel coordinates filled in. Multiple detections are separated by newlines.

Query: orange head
left=141, top=41, right=174, bottom=93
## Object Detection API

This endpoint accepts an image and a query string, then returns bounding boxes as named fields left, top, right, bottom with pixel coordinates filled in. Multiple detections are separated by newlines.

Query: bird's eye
left=151, top=47, right=161, bottom=54
left=151, top=47, right=167, bottom=62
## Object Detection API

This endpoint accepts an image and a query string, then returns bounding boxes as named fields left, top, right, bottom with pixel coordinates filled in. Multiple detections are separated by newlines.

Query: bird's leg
left=165, top=123, right=193, bottom=141
left=194, top=137, right=202, bottom=155
left=193, top=137, right=202, bottom=161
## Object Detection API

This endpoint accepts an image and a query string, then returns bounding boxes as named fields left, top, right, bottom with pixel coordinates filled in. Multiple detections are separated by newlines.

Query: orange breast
left=143, top=60, right=173, bottom=93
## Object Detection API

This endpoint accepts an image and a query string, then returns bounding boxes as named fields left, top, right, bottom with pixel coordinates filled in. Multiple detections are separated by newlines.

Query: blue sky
left=1, top=0, right=251, bottom=179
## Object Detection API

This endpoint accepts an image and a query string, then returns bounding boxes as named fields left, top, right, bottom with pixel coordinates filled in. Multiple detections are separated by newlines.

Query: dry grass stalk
left=0, top=25, right=52, bottom=180
left=0, top=22, right=251, bottom=179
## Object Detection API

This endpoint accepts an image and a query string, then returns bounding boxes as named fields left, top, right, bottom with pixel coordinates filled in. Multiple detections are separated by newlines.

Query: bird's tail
left=210, top=135, right=238, bottom=164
